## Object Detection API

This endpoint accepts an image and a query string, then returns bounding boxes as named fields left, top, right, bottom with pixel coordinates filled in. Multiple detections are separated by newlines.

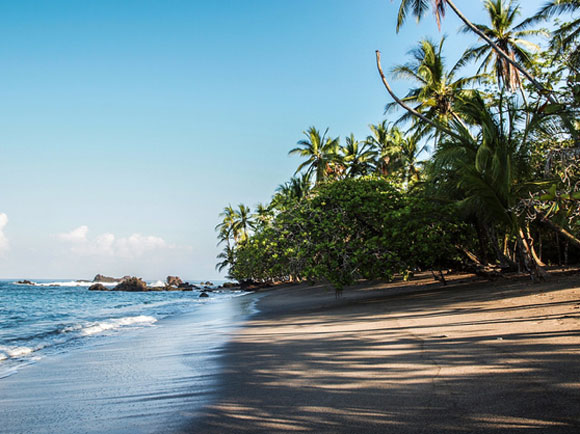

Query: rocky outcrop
left=166, top=276, right=183, bottom=287
left=113, top=277, right=148, bottom=292
left=178, top=282, right=196, bottom=291
left=221, top=282, right=239, bottom=289
left=93, top=274, right=131, bottom=283
left=89, top=283, right=109, bottom=291
left=16, top=280, right=34, bottom=286
left=199, top=292, right=209, bottom=298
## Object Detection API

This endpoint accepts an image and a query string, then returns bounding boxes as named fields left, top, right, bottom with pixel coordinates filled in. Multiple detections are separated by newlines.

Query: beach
left=190, top=272, right=580, bottom=433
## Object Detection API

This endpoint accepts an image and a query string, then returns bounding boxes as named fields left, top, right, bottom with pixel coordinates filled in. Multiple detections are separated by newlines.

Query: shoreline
left=0, top=293, right=256, bottom=434
left=188, top=271, right=580, bottom=433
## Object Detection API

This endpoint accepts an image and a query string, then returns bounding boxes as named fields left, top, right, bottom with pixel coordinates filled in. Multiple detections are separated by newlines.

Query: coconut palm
left=215, top=203, right=254, bottom=245
left=388, top=38, right=477, bottom=141
left=526, top=0, right=580, bottom=59
left=215, top=205, right=237, bottom=247
left=458, top=0, right=546, bottom=91
left=252, top=202, right=274, bottom=230
left=339, top=134, right=377, bottom=178
left=399, top=133, right=428, bottom=185
left=430, top=91, right=548, bottom=278
left=232, top=204, right=254, bottom=243
left=366, top=121, right=408, bottom=178
left=216, top=245, right=235, bottom=274
left=289, top=127, right=340, bottom=184
left=392, top=0, right=553, bottom=99
left=272, top=173, right=312, bottom=209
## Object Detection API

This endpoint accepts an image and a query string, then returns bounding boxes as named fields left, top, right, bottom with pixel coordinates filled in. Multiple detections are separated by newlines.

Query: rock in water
left=93, top=274, right=119, bottom=283
left=166, top=276, right=183, bottom=287
left=199, top=292, right=209, bottom=298
left=89, top=283, right=108, bottom=291
left=113, top=277, right=148, bottom=292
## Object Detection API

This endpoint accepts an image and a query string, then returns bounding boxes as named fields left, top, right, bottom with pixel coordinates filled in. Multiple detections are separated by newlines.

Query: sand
left=188, top=271, right=580, bottom=433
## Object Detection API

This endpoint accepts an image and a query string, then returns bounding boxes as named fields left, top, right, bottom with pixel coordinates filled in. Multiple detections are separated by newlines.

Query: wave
left=0, top=345, right=41, bottom=362
left=0, top=315, right=158, bottom=364
left=14, top=280, right=118, bottom=288
left=80, top=315, right=157, bottom=336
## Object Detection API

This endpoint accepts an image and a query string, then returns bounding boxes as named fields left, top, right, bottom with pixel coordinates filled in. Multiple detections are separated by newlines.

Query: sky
left=0, top=0, right=548, bottom=280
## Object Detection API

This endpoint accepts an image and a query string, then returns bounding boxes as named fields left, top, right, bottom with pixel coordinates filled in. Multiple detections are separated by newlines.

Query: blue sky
left=0, top=0, right=547, bottom=280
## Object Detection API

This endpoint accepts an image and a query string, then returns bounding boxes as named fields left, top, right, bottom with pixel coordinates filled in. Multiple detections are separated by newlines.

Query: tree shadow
left=185, top=273, right=580, bottom=433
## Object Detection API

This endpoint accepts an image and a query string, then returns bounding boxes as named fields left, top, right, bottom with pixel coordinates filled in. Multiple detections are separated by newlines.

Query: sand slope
left=189, top=272, right=580, bottom=433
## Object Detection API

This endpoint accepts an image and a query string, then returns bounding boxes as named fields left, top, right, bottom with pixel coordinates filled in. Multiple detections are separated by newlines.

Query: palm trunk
left=487, top=225, right=516, bottom=270
left=537, top=213, right=580, bottom=249
left=517, top=228, right=549, bottom=280
left=526, top=224, right=546, bottom=267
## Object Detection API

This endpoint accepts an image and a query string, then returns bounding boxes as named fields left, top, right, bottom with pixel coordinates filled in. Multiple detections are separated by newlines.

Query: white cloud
left=58, top=225, right=88, bottom=243
left=0, top=213, right=9, bottom=254
left=58, top=225, right=180, bottom=259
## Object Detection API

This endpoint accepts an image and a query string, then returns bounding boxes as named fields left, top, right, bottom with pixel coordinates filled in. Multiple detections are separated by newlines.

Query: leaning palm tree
left=339, top=134, right=377, bottom=178
left=458, top=0, right=546, bottom=92
left=288, top=127, right=340, bottom=184
left=388, top=37, right=477, bottom=142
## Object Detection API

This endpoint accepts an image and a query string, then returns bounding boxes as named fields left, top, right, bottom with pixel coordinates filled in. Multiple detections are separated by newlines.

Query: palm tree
left=215, top=205, right=237, bottom=247
left=392, top=0, right=554, bottom=99
left=288, top=127, right=340, bottom=184
left=399, top=134, right=427, bottom=185
left=339, top=134, right=377, bottom=178
left=232, top=204, right=253, bottom=243
left=459, top=0, right=546, bottom=92
left=366, top=121, right=407, bottom=178
left=525, top=0, right=580, bottom=61
left=252, top=202, right=274, bottom=230
left=388, top=38, right=477, bottom=141
left=272, top=173, right=312, bottom=209
left=215, top=203, right=254, bottom=245
left=430, top=91, right=548, bottom=278
left=216, top=245, right=235, bottom=274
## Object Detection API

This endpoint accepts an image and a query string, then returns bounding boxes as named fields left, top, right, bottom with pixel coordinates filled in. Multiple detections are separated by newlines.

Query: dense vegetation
left=217, top=0, right=580, bottom=288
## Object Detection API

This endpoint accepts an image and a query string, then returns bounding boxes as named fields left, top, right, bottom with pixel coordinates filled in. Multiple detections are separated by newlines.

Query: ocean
left=0, top=279, right=255, bottom=433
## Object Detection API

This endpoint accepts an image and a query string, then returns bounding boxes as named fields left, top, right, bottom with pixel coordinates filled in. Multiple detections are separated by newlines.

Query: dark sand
left=188, top=272, right=580, bottom=433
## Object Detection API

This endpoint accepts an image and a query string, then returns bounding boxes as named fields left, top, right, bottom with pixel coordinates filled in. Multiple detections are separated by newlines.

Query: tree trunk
left=475, top=221, right=490, bottom=266
left=526, top=224, right=546, bottom=267
left=557, top=233, right=562, bottom=266
left=517, top=228, right=549, bottom=281
left=537, top=214, right=580, bottom=249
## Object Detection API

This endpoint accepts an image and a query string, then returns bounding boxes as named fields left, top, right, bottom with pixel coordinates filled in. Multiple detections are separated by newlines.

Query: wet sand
left=190, top=272, right=580, bottom=433
left=0, top=295, right=256, bottom=434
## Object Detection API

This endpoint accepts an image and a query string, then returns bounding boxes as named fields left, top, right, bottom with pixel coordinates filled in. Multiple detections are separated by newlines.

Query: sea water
left=0, top=279, right=244, bottom=377
left=0, top=279, right=255, bottom=433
